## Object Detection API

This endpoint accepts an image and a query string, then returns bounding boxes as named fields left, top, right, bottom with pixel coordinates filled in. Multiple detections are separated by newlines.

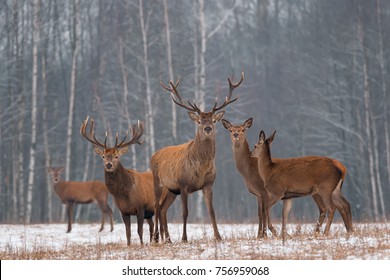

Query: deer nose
left=233, top=133, right=239, bottom=138
left=105, top=163, right=113, bottom=170
left=204, top=126, right=212, bottom=133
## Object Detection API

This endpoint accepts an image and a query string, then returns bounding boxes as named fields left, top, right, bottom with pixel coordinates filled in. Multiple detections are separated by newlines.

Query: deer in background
left=47, top=166, right=113, bottom=233
left=80, top=116, right=171, bottom=246
left=152, top=73, right=244, bottom=243
left=251, top=130, right=353, bottom=240
left=222, top=118, right=350, bottom=237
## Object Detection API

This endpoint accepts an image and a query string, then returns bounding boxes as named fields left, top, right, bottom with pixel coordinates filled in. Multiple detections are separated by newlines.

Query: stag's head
left=251, top=130, right=276, bottom=159
left=222, top=118, right=253, bottom=146
left=160, top=73, right=244, bottom=140
left=80, top=116, right=144, bottom=173
left=47, top=167, right=64, bottom=183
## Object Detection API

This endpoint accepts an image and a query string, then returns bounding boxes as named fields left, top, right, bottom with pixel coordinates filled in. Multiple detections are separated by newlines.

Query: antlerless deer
left=80, top=117, right=171, bottom=245
left=222, top=118, right=350, bottom=237
left=251, top=130, right=353, bottom=240
left=47, top=166, right=114, bottom=233
left=151, top=73, right=244, bottom=243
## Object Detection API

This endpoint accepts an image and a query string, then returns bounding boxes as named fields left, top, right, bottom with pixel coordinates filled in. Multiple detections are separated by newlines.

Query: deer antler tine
left=104, top=131, right=108, bottom=148
left=212, top=72, right=244, bottom=113
left=115, top=132, right=119, bottom=147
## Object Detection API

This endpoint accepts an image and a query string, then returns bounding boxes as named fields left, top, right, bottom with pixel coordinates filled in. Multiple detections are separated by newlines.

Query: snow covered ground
left=1, top=222, right=389, bottom=259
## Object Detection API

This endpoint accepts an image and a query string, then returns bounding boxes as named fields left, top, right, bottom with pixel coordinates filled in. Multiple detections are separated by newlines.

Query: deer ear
left=213, top=111, right=225, bottom=122
left=221, top=119, right=232, bottom=130
left=259, top=130, right=266, bottom=142
left=244, top=118, right=253, bottom=129
left=118, top=146, right=129, bottom=156
left=94, top=147, right=104, bottom=156
left=268, top=130, right=276, bottom=144
left=188, top=112, right=200, bottom=122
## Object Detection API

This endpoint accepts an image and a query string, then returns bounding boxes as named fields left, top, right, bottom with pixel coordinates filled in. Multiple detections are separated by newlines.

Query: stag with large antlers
left=152, top=73, right=244, bottom=243
left=80, top=116, right=170, bottom=245
left=222, top=118, right=350, bottom=238
left=251, top=130, right=353, bottom=240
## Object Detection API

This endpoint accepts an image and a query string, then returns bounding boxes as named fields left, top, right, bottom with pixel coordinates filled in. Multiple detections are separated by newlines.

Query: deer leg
left=202, top=184, right=222, bottom=241
left=146, top=218, right=154, bottom=243
left=312, top=194, right=327, bottom=234
left=332, top=191, right=351, bottom=232
left=180, top=190, right=189, bottom=243
left=256, top=196, right=263, bottom=239
left=153, top=179, right=162, bottom=243
left=66, top=201, right=74, bottom=233
left=160, top=192, right=176, bottom=243
left=107, top=205, right=114, bottom=232
left=282, top=198, right=292, bottom=241
left=321, top=192, right=336, bottom=236
left=98, top=204, right=105, bottom=232
left=121, top=213, right=131, bottom=246
left=136, top=211, right=144, bottom=245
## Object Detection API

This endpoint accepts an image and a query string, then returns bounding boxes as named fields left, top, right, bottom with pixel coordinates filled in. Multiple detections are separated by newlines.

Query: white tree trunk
left=163, top=0, right=177, bottom=143
left=64, top=0, right=80, bottom=220
left=26, top=0, right=40, bottom=224
left=139, top=0, right=155, bottom=158
left=41, top=47, right=53, bottom=222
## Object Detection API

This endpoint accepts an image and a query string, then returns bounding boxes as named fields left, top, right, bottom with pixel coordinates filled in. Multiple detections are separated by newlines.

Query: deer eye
left=115, top=155, right=118, bottom=159
left=102, top=155, right=105, bottom=159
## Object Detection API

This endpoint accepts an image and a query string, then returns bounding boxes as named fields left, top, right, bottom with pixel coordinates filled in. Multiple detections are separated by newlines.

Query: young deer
left=222, top=118, right=350, bottom=237
left=152, top=73, right=244, bottom=243
left=251, top=130, right=353, bottom=240
left=80, top=117, right=171, bottom=245
left=47, top=166, right=113, bottom=233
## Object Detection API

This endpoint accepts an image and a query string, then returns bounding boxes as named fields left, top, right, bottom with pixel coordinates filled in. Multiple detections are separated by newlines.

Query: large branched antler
left=80, top=116, right=107, bottom=148
left=80, top=116, right=144, bottom=149
left=114, top=120, right=144, bottom=148
left=160, top=77, right=202, bottom=113
left=211, top=71, right=244, bottom=113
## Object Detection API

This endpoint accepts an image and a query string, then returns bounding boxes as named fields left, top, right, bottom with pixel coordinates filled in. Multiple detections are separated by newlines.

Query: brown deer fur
left=47, top=167, right=113, bottom=233
left=222, top=118, right=351, bottom=237
left=152, top=73, right=243, bottom=243
left=251, top=130, right=353, bottom=239
left=80, top=117, right=171, bottom=246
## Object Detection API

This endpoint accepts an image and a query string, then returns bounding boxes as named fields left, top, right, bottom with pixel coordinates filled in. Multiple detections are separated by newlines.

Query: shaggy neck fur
left=104, top=162, right=135, bottom=195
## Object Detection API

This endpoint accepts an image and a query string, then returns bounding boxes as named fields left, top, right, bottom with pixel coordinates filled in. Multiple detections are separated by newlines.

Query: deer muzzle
left=105, top=163, right=113, bottom=171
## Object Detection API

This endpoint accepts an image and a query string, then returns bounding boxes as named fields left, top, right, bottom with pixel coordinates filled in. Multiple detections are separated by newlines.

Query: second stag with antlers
left=151, top=72, right=244, bottom=243
left=80, top=116, right=171, bottom=246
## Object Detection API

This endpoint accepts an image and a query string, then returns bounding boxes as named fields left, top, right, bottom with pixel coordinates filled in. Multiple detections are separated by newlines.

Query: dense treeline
left=0, top=0, right=389, bottom=224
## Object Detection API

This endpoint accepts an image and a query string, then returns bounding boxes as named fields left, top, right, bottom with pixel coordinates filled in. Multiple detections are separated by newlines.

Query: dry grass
left=1, top=222, right=389, bottom=260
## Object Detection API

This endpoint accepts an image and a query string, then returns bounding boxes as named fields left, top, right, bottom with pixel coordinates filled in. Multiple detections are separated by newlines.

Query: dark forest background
left=0, top=0, right=389, bottom=225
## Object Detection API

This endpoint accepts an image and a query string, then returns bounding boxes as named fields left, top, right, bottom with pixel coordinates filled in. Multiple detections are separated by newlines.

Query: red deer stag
left=152, top=73, right=244, bottom=243
left=80, top=116, right=171, bottom=245
left=47, top=166, right=113, bottom=233
left=251, top=130, right=353, bottom=240
left=222, top=118, right=350, bottom=237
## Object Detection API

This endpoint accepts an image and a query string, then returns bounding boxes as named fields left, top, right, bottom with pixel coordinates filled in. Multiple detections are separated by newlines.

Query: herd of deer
left=48, top=72, right=353, bottom=245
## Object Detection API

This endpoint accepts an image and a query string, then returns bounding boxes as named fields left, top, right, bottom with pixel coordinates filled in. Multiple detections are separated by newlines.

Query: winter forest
left=0, top=0, right=389, bottom=226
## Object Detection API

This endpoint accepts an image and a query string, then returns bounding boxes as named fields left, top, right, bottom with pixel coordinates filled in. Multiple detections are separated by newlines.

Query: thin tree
left=64, top=0, right=80, bottom=220
left=26, top=0, right=40, bottom=223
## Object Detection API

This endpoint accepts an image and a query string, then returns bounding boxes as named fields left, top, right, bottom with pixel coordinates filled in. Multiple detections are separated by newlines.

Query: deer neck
left=52, top=181, right=65, bottom=196
left=258, top=144, right=273, bottom=179
left=233, top=139, right=257, bottom=176
left=104, top=162, right=135, bottom=195
left=189, top=131, right=216, bottom=163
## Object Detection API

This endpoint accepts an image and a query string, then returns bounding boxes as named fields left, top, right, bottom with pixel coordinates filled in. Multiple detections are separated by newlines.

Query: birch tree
left=63, top=0, right=80, bottom=220
left=139, top=0, right=155, bottom=159
left=26, top=0, right=40, bottom=223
